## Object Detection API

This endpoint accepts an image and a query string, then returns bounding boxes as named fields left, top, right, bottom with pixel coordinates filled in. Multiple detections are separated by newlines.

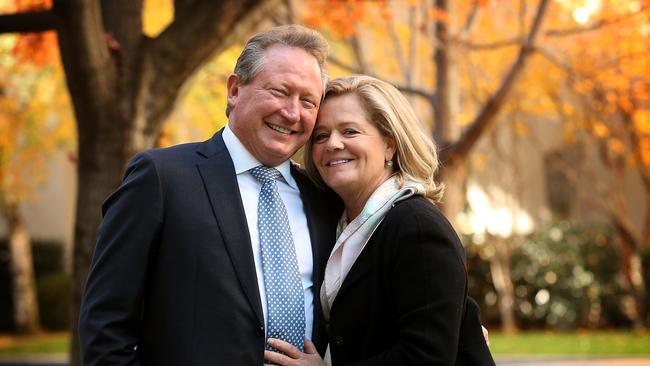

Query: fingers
left=268, top=338, right=301, bottom=359
left=304, top=339, right=318, bottom=355
left=264, top=350, right=292, bottom=365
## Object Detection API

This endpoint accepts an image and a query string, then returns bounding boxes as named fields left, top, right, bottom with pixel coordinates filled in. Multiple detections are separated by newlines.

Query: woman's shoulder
left=386, top=195, right=446, bottom=223
left=383, top=196, right=460, bottom=241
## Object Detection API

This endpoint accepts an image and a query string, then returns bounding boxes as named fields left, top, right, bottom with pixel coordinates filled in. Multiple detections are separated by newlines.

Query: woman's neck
left=339, top=174, right=393, bottom=222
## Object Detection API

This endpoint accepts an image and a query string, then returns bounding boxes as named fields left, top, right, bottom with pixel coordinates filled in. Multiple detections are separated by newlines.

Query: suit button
left=332, top=336, right=344, bottom=346
left=256, top=325, right=264, bottom=337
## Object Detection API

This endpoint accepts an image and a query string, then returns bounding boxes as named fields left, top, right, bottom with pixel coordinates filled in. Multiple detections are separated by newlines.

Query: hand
left=482, top=325, right=490, bottom=346
left=264, top=338, right=325, bottom=366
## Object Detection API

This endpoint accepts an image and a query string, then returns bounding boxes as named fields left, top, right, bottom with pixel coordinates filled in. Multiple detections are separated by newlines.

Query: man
left=79, top=25, right=340, bottom=365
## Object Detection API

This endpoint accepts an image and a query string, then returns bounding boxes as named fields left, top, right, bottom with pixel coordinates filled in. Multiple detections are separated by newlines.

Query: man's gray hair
left=226, top=24, right=329, bottom=116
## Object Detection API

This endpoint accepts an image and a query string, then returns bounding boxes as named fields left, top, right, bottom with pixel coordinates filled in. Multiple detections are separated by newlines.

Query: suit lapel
left=292, top=165, right=335, bottom=350
left=196, top=131, right=263, bottom=325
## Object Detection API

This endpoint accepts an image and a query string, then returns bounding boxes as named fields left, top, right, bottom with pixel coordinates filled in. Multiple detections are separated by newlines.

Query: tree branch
left=144, top=0, right=278, bottom=140
left=53, top=0, right=115, bottom=136
left=328, top=54, right=364, bottom=74
left=444, top=0, right=550, bottom=163
left=0, top=10, right=56, bottom=33
left=457, top=5, right=648, bottom=51
left=395, top=85, right=436, bottom=108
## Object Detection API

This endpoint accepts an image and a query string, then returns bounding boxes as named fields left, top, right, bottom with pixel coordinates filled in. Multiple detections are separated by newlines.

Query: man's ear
left=227, top=74, right=240, bottom=109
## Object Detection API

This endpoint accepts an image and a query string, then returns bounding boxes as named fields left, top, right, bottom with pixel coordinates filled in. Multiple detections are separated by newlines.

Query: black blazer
left=326, top=196, right=494, bottom=366
left=79, top=131, right=340, bottom=365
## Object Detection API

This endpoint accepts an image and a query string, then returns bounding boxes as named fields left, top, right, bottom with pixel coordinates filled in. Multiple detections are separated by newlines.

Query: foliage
left=466, top=221, right=636, bottom=330
left=158, top=45, right=241, bottom=146
left=36, top=272, right=70, bottom=330
left=0, top=30, right=74, bottom=208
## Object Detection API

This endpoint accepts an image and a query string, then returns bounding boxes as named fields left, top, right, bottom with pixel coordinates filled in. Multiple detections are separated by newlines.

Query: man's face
left=227, top=44, right=324, bottom=167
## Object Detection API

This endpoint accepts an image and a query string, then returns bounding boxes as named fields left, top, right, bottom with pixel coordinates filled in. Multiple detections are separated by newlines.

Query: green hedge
left=465, top=221, right=650, bottom=329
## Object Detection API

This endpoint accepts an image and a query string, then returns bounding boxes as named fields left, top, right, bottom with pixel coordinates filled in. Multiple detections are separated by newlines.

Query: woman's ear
left=385, top=136, right=397, bottom=162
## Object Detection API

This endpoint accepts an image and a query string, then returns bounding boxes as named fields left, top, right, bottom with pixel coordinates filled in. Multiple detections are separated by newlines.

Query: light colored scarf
left=320, top=175, right=425, bottom=320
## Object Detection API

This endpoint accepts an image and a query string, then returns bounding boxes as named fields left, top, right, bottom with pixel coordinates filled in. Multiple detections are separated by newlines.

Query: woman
left=265, top=75, right=494, bottom=365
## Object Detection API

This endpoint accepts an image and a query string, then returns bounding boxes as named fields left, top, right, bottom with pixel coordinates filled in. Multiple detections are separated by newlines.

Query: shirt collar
left=222, top=125, right=297, bottom=189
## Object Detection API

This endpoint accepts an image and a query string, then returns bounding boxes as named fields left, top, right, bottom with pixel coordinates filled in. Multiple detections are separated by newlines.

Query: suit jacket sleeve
left=352, top=206, right=467, bottom=366
left=79, top=152, right=163, bottom=365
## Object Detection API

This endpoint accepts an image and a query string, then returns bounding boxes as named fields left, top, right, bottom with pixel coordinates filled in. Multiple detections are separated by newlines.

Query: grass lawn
left=490, top=330, right=650, bottom=356
left=1, top=331, right=649, bottom=357
left=0, top=332, right=68, bottom=357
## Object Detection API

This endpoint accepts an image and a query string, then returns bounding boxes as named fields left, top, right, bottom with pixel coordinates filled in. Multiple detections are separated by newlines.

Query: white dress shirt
left=222, top=125, right=314, bottom=341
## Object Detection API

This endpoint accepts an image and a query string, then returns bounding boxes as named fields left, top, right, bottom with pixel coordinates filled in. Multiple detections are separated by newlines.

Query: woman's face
left=311, top=93, right=395, bottom=201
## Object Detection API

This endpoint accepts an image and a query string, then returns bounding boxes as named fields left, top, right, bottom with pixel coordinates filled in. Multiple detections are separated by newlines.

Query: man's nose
left=280, top=97, right=300, bottom=122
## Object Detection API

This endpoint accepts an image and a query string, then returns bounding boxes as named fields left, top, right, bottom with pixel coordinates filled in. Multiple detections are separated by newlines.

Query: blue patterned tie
left=249, top=166, right=306, bottom=352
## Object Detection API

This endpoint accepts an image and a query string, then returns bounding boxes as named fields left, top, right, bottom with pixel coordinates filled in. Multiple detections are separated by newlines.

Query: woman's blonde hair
left=305, top=75, right=445, bottom=203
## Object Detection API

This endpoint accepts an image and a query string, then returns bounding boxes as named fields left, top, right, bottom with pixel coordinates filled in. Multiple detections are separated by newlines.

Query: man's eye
left=301, top=99, right=317, bottom=109
left=270, top=88, right=286, bottom=96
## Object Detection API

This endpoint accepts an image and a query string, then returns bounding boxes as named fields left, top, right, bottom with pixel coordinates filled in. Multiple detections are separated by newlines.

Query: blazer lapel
left=196, top=131, right=263, bottom=325
left=336, top=247, right=372, bottom=298
left=292, top=165, right=335, bottom=350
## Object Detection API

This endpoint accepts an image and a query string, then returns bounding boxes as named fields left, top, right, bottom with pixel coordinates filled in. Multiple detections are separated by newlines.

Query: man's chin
left=258, top=149, right=297, bottom=167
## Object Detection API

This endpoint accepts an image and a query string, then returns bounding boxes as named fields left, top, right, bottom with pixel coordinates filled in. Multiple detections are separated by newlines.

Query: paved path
left=497, top=357, right=650, bottom=365
left=0, top=356, right=648, bottom=366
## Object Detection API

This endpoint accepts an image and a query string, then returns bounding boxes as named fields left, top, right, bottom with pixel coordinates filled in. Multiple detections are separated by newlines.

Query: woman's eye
left=313, top=133, right=329, bottom=143
left=343, top=129, right=359, bottom=136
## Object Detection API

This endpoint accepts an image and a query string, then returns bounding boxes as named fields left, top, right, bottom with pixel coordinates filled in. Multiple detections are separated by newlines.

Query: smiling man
left=79, top=25, right=341, bottom=366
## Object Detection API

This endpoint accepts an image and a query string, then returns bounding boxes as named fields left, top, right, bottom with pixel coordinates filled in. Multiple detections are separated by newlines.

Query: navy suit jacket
left=79, top=130, right=340, bottom=365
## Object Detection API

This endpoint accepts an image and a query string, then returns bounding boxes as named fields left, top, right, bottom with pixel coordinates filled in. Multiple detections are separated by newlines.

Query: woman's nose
left=326, top=133, right=344, bottom=151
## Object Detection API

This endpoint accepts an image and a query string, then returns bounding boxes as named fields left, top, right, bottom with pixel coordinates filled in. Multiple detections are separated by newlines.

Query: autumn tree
left=0, top=9, right=74, bottom=333
left=300, top=0, right=550, bottom=332
left=301, top=0, right=649, bottom=331
left=537, top=1, right=650, bottom=327
left=1, top=0, right=279, bottom=363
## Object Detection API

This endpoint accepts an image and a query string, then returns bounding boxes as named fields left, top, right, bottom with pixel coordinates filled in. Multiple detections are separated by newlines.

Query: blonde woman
left=264, top=75, right=494, bottom=366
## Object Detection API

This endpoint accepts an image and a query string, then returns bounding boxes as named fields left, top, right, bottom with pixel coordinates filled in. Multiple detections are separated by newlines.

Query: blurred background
left=0, top=0, right=649, bottom=364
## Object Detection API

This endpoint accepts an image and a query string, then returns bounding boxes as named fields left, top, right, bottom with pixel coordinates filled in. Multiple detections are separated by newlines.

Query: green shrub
left=36, top=272, right=71, bottom=330
left=466, top=221, right=632, bottom=329
left=0, top=239, right=67, bottom=331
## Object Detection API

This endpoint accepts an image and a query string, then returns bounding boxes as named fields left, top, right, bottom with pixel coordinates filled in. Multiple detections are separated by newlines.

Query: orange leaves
left=0, top=30, right=74, bottom=205
left=12, top=31, right=58, bottom=66
left=303, top=0, right=380, bottom=37
left=634, top=109, right=650, bottom=135
left=14, top=0, right=51, bottom=11
left=11, top=0, right=57, bottom=66
left=607, top=138, right=626, bottom=156
left=592, top=122, right=610, bottom=138
left=429, top=7, right=449, bottom=23
left=639, top=137, right=650, bottom=165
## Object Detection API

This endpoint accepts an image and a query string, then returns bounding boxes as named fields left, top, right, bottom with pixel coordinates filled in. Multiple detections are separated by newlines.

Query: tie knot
left=250, top=166, right=282, bottom=184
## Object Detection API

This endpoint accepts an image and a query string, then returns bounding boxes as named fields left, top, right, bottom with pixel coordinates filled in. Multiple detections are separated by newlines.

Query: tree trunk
left=5, top=204, right=40, bottom=334
left=488, top=236, right=517, bottom=333
left=433, top=0, right=465, bottom=220
left=49, top=1, right=277, bottom=364
left=618, top=227, right=647, bottom=329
